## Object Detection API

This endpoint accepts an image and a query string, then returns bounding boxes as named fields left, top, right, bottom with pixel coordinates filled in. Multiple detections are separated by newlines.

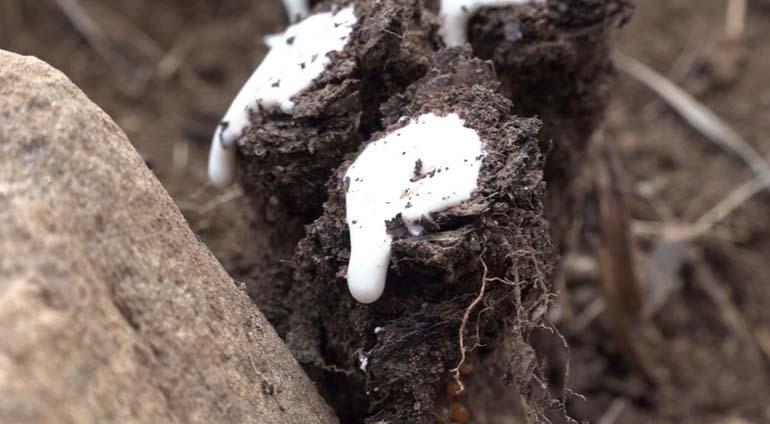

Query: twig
left=725, top=0, right=747, bottom=40
left=682, top=172, right=770, bottom=238
left=585, top=132, right=653, bottom=382
left=597, top=398, right=627, bottom=424
left=569, top=297, right=606, bottom=333
left=54, top=0, right=160, bottom=95
left=54, top=0, right=117, bottom=67
left=177, top=187, right=243, bottom=216
left=633, top=171, right=770, bottom=241
left=157, top=33, right=196, bottom=80
left=754, top=326, right=770, bottom=362
left=86, top=1, right=162, bottom=59
left=613, top=51, right=769, bottom=177
left=695, top=260, right=770, bottom=366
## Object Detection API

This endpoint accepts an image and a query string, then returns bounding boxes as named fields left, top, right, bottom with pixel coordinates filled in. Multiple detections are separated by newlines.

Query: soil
left=4, top=0, right=770, bottom=423
left=466, top=0, right=633, bottom=251
left=287, top=47, right=552, bottom=423
left=239, top=0, right=440, bottom=219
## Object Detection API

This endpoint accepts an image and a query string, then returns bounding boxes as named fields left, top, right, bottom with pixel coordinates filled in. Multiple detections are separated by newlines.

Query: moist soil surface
left=5, top=0, right=770, bottom=423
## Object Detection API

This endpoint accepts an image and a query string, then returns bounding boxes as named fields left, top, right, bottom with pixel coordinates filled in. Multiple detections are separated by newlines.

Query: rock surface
left=0, top=50, right=337, bottom=424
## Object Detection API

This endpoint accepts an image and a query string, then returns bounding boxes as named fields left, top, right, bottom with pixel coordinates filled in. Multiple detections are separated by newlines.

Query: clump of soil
left=287, top=48, right=554, bottom=423
left=466, top=0, right=634, bottom=248
left=238, top=0, right=440, bottom=219
left=236, top=0, right=441, bottom=346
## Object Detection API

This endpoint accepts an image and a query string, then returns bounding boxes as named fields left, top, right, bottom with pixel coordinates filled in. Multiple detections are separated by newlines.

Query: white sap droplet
left=208, top=130, right=238, bottom=188
left=345, top=113, right=484, bottom=304
left=359, top=353, right=369, bottom=372
left=282, top=0, right=310, bottom=22
left=439, top=0, right=543, bottom=46
left=208, top=6, right=357, bottom=188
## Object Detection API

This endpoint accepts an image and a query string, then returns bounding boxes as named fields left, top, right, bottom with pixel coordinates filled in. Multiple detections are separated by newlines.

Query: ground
left=3, top=0, right=769, bottom=422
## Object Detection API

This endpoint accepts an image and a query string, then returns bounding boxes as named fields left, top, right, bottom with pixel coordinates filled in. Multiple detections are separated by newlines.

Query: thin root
left=450, top=245, right=489, bottom=394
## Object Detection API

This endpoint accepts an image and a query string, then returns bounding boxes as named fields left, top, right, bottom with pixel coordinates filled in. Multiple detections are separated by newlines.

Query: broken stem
left=725, top=0, right=747, bottom=40
left=613, top=50, right=769, bottom=178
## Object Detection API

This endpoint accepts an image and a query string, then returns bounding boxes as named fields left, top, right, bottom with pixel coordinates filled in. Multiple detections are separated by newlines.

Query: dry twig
left=725, top=0, right=747, bottom=40
left=613, top=51, right=769, bottom=177
left=54, top=0, right=116, bottom=66
left=597, top=398, right=627, bottom=424
left=615, top=51, right=770, bottom=240
left=695, top=260, right=770, bottom=366
left=633, top=172, right=770, bottom=241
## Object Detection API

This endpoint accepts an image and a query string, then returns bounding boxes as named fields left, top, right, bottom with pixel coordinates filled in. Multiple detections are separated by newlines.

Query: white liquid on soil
left=344, top=113, right=484, bottom=304
left=208, top=6, right=357, bottom=188
left=439, top=0, right=542, bottom=46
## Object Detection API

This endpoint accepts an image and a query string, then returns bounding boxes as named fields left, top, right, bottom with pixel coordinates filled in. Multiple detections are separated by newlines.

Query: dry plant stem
left=184, top=186, right=243, bottom=216
left=695, top=258, right=770, bottom=367
left=616, top=50, right=770, bottom=241
left=754, top=326, right=770, bottom=362
left=725, top=0, right=747, bottom=40
left=157, top=33, right=196, bottom=79
left=613, top=51, right=769, bottom=177
left=54, top=0, right=116, bottom=66
left=586, top=133, right=652, bottom=381
left=570, top=297, right=607, bottom=333
left=80, top=0, right=162, bottom=60
left=597, top=398, right=627, bottom=424
left=55, top=0, right=159, bottom=95
left=633, top=172, right=770, bottom=241
left=683, top=172, right=770, bottom=238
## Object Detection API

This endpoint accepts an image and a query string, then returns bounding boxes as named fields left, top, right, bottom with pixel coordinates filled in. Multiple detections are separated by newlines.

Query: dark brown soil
left=4, top=0, right=770, bottom=423
left=286, top=47, right=552, bottom=423
left=239, top=0, right=440, bottom=219
left=466, top=0, right=634, bottom=250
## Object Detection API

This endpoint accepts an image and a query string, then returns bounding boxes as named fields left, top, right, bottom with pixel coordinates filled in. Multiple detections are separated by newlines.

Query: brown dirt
left=4, top=0, right=770, bottom=423
left=239, top=0, right=440, bottom=219
left=467, top=0, right=633, bottom=251
left=287, top=47, right=552, bottom=423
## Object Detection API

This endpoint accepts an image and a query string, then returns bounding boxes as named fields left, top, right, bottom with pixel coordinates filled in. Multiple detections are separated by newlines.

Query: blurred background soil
left=3, top=0, right=769, bottom=422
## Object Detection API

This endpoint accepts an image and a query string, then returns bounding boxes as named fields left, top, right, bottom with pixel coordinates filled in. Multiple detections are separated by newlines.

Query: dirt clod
left=288, top=48, right=554, bottom=423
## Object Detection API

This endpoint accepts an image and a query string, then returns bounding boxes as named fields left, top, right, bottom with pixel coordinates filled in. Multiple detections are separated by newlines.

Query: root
left=450, top=246, right=549, bottom=394
left=450, top=244, right=489, bottom=394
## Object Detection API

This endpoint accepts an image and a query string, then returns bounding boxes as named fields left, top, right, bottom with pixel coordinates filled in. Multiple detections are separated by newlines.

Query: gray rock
left=0, top=50, right=337, bottom=424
